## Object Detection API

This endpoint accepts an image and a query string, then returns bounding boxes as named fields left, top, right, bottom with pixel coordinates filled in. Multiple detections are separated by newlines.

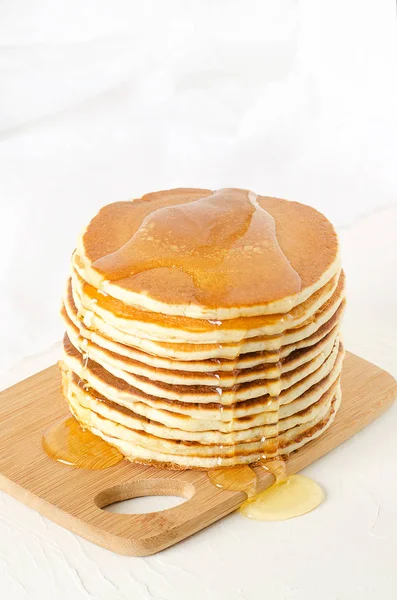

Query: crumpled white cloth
left=0, top=0, right=396, bottom=372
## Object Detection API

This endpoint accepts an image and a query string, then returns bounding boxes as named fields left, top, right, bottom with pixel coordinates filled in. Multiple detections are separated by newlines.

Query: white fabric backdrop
left=0, top=0, right=396, bottom=372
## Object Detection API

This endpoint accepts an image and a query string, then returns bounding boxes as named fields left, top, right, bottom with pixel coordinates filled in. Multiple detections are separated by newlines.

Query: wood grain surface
left=0, top=352, right=395, bottom=556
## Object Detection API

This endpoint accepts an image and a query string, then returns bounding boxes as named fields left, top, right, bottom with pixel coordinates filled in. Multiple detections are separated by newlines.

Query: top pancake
left=76, top=188, right=340, bottom=319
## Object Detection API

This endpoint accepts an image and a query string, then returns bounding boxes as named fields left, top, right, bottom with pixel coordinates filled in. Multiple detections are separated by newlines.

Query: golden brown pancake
left=60, top=188, right=345, bottom=468
left=77, top=189, right=340, bottom=318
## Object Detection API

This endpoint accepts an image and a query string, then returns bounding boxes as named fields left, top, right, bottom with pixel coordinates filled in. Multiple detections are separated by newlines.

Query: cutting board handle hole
left=95, top=479, right=195, bottom=515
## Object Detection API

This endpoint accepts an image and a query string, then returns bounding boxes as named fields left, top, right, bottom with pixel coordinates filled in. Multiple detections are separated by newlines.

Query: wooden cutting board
left=0, top=351, right=395, bottom=556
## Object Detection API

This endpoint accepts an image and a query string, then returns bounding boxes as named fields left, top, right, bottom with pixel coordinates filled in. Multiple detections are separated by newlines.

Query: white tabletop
left=1, top=1, right=397, bottom=598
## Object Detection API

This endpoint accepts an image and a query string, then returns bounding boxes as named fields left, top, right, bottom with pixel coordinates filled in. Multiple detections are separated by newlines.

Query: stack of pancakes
left=60, top=188, right=345, bottom=469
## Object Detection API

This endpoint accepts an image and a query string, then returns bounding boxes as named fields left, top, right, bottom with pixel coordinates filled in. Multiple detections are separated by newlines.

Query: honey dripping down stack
left=57, top=188, right=345, bottom=500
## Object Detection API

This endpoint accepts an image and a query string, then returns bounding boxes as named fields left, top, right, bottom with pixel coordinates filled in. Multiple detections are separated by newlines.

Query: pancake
left=71, top=260, right=341, bottom=342
left=65, top=373, right=340, bottom=456
left=61, top=338, right=345, bottom=425
left=63, top=369, right=339, bottom=445
left=76, top=188, right=340, bottom=318
left=63, top=271, right=346, bottom=360
left=62, top=293, right=345, bottom=371
left=60, top=188, right=345, bottom=469
left=67, top=385, right=342, bottom=468
left=64, top=312, right=341, bottom=386
left=63, top=333, right=341, bottom=404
